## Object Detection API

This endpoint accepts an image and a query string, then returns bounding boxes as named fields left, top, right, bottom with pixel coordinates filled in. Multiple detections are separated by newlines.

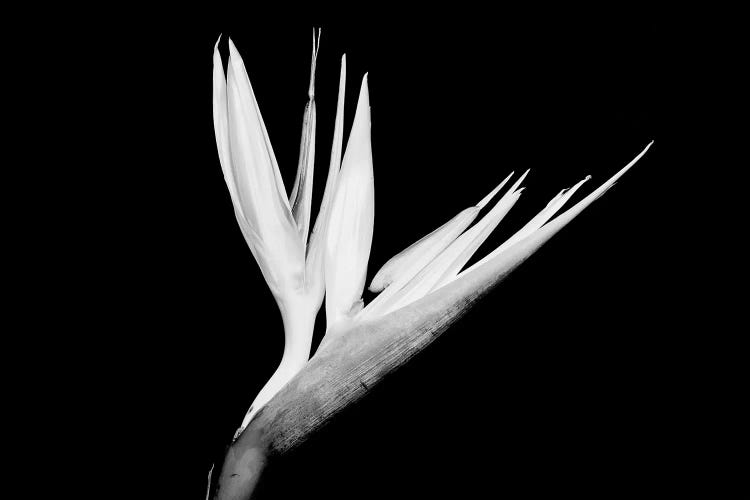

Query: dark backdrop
left=71, top=9, right=672, bottom=499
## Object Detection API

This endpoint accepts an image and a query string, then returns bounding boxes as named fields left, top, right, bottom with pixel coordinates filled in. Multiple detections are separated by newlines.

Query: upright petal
left=213, top=37, right=237, bottom=201
left=289, top=29, right=321, bottom=249
left=212, top=37, right=240, bottom=212
left=306, top=54, right=347, bottom=296
left=214, top=38, right=272, bottom=288
left=226, top=39, right=304, bottom=295
left=325, top=75, right=375, bottom=327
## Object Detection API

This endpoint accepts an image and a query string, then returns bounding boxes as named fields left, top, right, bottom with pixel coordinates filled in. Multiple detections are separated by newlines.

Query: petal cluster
left=213, top=32, right=377, bottom=431
left=360, top=142, right=653, bottom=322
left=213, top=30, right=653, bottom=438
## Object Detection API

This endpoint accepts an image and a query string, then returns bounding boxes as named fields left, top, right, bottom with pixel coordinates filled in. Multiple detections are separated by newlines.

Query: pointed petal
left=213, top=37, right=240, bottom=213
left=476, top=172, right=513, bottom=209
left=216, top=37, right=282, bottom=293
left=227, top=38, right=294, bottom=221
left=325, top=75, right=375, bottom=327
left=460, top=175, right=593, bottom=278
left=429, top=191, right=526, bottom=291
left=458, top=141, right=654, bottom=280
left=306, top=54, right=347, bottom=297
left=215, top=37, right=273, bottom=289
left=360, top=173, right=526, bottom=320
left=506, top=175, right=591, bottom=248
left=369, top=208, right=479, bottom=293
left=289, top=29, right=321, bottom=248
left=369, top=171, right=514, bottom=293
left=226, top=39, right=304, bottom=293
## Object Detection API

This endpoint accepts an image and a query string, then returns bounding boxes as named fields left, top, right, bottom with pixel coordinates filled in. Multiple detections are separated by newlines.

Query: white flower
left=213, top=31, right=653, bottom=438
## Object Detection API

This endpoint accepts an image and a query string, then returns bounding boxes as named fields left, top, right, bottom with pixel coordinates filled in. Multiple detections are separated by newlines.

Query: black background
left=46, top=8, right=678, bottom=499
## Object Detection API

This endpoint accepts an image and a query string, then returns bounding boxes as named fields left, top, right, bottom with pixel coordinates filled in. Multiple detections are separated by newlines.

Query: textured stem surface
left=211, top=232, right=542, bottom=499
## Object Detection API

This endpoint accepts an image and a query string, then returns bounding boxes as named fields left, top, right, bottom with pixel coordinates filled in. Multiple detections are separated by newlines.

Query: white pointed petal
left=306, top=54, right=347, bottom=298
left=227, top=39, right=294, bottom=219
left=511, top=175, right=591, bottom=246
left=462, top=175, right=593, bottom=278
left=226, top=39, right=305, bottom=293
left=369, top=207, right=478, bottom=293
left=476, top=172, right=514, bottom=209
left=430, top=189, right=525, bottom=291
left=458, top=141, right=654, bottom=280
left=325, top=75, right=375, bottom=327
left=369, top=172, right=514, bottom=293
left=289, top=29, right=320, bottom=248
left=215, top=38, right=277, bottom=293
left=367, top=192, right=522, bottom=319
left=361, top=177, right=524, bottom=320
left=212, top=37, right=242, bottom=213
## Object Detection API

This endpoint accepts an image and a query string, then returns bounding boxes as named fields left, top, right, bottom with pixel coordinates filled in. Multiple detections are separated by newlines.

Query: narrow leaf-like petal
left=325, top=75, right=375, bottom=327
left=432, top=175, right=591, bottom=292
left=214, top=38, right=268, bottom=285
left=369, top=172, right=514, bottom=293
left=289, top=29, right=320, bottom=249
left=212, top=37, right=240, bottom=212
left=429, top=191, right=526, bottom=292
left=226, top=39, right=304, bottom=295
left=459, top=176, right=594, bottom=280
left=502, top=175, right=591, bottom=249
left=360, top=171, right=527, bottom=320
left=305, top=55, right=347, bottom=299
left=228, top=39, right=293, bottom=217
left=458, top=141, right=654, bottom=280
left=369, top=208, right=479, bottom=293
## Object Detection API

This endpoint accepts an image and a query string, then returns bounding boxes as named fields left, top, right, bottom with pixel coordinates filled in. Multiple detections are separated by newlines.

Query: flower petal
left=368, top=208, right=479, bottom=293
left=306, top=54, right=347, bottom=296
left=429, top=174, right=590, bottom=292
left=289, top=29, right=321, bottom=249
left=226, top=38, right=304, bottom=294
left=369, top=171, right=515, bottom=293
left=360, top=171, right=527, bottom=320
left=212, top=36, right=240, bottom=213
left=457, top=141, right=654, bottom=281
left=324, top=75, right=374, bottom=327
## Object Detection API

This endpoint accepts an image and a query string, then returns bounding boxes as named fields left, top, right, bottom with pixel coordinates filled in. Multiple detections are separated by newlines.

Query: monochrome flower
left=212, top=31, right=653, bottom=441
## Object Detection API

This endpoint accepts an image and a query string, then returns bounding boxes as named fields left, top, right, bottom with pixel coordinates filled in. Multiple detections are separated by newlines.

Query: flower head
left=213, top=31, right=653, bottom=437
